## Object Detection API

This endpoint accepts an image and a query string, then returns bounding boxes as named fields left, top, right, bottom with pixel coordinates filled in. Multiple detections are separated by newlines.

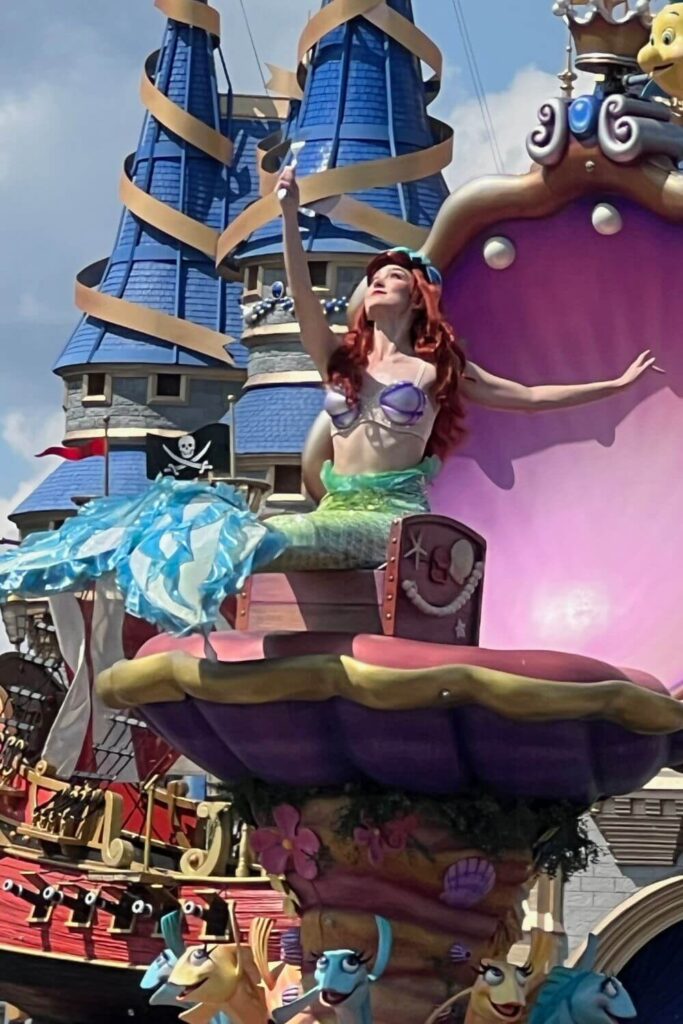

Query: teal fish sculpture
left=272, top=916, right=393, bottom=1024
left=530, top=936, right=636, bottom=1024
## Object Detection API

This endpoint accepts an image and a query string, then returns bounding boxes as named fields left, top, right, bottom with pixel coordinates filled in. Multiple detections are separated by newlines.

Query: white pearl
left=592, top=203, right=623, bottom=236
left=483, top=236, right=517, bottom=270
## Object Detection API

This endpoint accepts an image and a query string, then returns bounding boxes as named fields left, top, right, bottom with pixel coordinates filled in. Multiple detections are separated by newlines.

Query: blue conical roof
left=237, top=0, right=449, bottom=259
left=54, top=0, right=249, bottom=371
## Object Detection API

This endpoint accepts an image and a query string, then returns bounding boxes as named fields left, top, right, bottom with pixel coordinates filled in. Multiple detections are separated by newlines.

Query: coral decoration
left=250, top=804, right=321, bottom=880
left=353, top=814, right=419, bottom=866
left=440, top=858, right=497, bottom=909
left=282, top=795, right=534, bottom=1024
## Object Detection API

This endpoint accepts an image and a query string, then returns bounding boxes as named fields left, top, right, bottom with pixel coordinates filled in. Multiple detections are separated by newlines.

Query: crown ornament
left=553, top=0, right=652, bottom=75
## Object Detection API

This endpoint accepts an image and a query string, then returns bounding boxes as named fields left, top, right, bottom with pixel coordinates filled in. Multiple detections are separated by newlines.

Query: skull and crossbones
left=162, top=435, right=213, bottom=476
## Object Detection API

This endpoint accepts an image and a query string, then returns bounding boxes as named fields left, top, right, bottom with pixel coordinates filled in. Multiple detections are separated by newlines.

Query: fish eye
left=483, top=965, right=505, bottom=987
left=342, top=954, right=363, bottom=973
left=514, top=966, right=532, bottom=986
left=316, top=955, right=329, bottom=970
left=663, top=28, right=676, bottom=46
left=600, top=977, right=619, bottom=998
left=189, top=948, right=210, bottom=966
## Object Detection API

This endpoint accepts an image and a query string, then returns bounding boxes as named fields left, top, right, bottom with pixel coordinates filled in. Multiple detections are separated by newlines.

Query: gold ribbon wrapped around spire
left=297, top=0, right=442, bottom=97
left=217, top=0, right=453, bottom=263
left=141, top=53, right=233, bottom=166
left=155, top=0, right=221, bottom=38
left=76, top=0, right=235, bottom=365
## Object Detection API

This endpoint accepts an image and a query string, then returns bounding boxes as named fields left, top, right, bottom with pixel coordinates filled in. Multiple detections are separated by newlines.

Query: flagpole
left=103, top=415, right=111, bottom=497
left=227, top=397, right=236, bottom=479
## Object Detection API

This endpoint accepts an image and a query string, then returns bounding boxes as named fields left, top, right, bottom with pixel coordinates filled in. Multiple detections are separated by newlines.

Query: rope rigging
left=237, top=0, right=271, bottom=93
left=450, top=0, right=505, bottom=174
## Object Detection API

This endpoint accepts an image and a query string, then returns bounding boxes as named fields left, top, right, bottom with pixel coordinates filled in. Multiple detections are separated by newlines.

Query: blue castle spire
left=55, top=0, right=241, bottom=371
left=231, top=0, right=450, bottom=497
left=12, top=2, right=284, bottom=531
left=238, top=0, right=449, bottom=259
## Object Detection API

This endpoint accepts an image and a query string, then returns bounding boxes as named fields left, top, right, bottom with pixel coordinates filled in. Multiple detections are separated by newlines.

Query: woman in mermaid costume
left=0, top=167, right=659, bottom=639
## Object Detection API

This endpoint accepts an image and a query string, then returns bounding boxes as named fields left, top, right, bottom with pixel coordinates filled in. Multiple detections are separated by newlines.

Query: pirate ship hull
left=0, top=844, right=292, bottom=1024
left=0, top=712, right=292, bottom=1024
left=0, top=945, right=177, bottom=1024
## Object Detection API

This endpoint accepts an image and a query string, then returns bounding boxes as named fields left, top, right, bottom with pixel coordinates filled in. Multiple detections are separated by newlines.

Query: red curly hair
left=327, top=263, right=468, bottom=460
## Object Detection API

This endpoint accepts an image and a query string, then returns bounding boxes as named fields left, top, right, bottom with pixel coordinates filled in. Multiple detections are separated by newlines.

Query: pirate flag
left=146, top=424, right=231, bottom=481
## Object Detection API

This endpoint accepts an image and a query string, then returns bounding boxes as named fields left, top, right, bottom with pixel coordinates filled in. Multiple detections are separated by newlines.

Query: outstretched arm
left=277, top=167, right=340, bottom=376
left=461, top=351, right=660, bottom=411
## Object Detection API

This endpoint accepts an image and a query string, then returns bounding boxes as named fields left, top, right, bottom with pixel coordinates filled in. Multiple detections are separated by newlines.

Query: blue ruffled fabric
left=0, top=477, right=287, bottom=637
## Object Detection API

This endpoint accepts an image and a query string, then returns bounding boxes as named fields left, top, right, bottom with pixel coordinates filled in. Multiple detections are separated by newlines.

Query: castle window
left=335, top=265, right=365, bottom=299
left=309, top=261, right=329, bottom=289
left=156, top=374, right=181, bottom=397
left=261, top=266, right=287, bottom=294
left=246, top=265, right=259, bottom=292
left=82, top=372, right=111, bottom=405
left=273, top=464, right=302, bottom=495
left=148, top=374, right=188, bottom=404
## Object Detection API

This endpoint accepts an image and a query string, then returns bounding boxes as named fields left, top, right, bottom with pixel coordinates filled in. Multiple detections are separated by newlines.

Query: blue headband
left=390, top=247, right=443, bottom=287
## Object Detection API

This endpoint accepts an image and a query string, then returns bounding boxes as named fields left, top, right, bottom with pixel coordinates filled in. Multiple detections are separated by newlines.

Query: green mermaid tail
left=0, top=459, right=439, bottom=638
left=267, top=457, right=440, bottom=571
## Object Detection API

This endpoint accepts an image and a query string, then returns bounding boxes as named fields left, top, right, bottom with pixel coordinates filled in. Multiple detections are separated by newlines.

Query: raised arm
left=461, top=351, right=659, bottom=411
left=277, top=167, right=340, bottom=376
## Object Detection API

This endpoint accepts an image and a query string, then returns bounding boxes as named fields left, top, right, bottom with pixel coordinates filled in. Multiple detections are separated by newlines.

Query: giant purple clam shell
left=280, top=927, right=304, bottom=967
left=440, top=857, right=496, bottom=909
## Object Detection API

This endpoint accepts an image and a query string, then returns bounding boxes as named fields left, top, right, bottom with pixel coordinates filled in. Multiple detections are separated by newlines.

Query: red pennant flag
left=36, top=438, right=108, bottom=461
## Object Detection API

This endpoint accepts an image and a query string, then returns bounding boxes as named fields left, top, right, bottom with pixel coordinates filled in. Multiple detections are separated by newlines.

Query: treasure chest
left=236, top=514, right=486, bottom=646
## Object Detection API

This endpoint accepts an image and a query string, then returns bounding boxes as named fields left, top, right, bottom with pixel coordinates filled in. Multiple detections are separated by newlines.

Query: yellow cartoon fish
left=639, top=3, right=683, bottom=100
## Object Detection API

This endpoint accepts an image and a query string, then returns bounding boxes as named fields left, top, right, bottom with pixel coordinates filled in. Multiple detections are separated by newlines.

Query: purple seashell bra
left=324, top=356, right=436, bottom=441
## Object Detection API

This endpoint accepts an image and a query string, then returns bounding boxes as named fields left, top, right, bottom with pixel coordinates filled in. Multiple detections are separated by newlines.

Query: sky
left=0, top=0, right=653, bottom=646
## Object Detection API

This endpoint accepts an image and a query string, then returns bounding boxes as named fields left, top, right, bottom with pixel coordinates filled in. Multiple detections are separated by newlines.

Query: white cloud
left=0, top=88, right=53, bottom=186
left=0, top=467, right=54, bottom=541
left=0, top=44, right=141, bottom=328
left=0, top=409, right=64, bottom=535
left=445, top=66, right=594, bottom=190
left=1, top=409, right=65, bottom=464
left=16, top=290, right=69, bottom=325
left=0, top=408, right=64, bottom=649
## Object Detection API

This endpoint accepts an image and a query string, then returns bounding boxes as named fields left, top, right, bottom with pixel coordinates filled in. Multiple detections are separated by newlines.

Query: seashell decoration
left=440, top=857, right=496, bottom=909
left=282, top=985, right=303, bottom=1005
left=448, top=942, right=472, bottom=964
left=280, top=927, right=304, bottom=967
left=449, top=539, right=476, bottom=586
